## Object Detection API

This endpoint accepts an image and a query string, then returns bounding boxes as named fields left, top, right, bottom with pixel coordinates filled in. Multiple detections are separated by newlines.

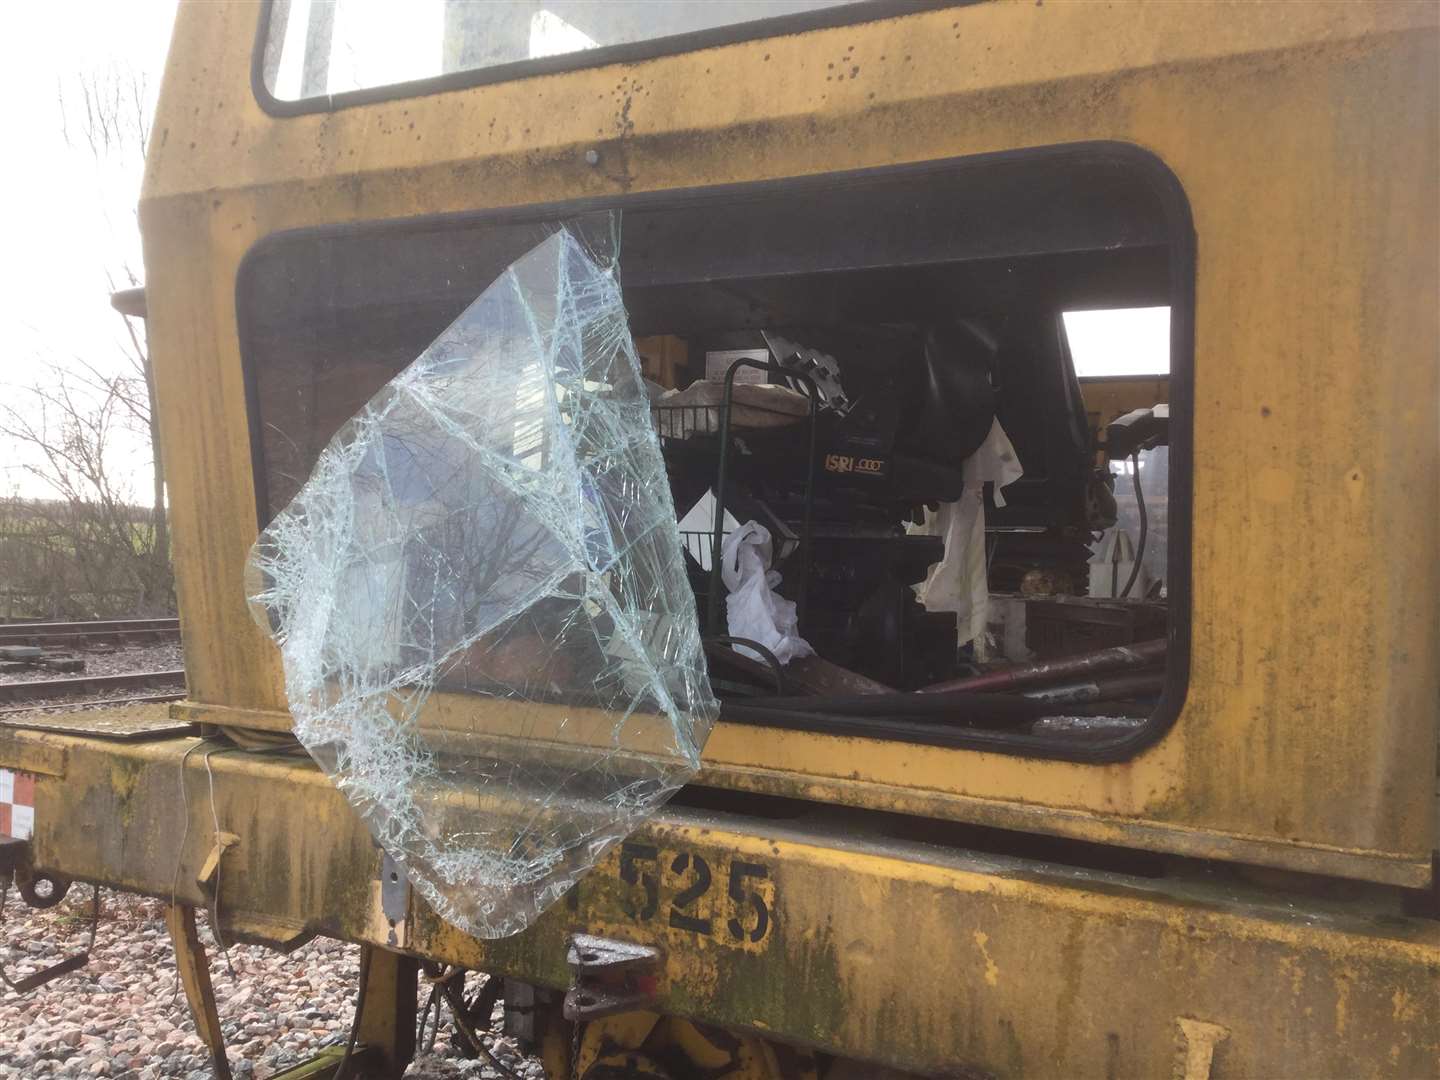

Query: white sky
left=1, top=1, right=178, bottom=501
left=1064, top=306, right=1170, bottom=378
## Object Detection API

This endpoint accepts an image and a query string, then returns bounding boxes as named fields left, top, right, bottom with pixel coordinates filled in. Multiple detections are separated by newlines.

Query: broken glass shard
left=245, top=223, right=718, bottom=938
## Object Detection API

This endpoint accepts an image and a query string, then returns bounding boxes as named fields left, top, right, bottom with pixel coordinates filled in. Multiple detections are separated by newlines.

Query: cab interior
left=238, top=145, right=1186, bottom=758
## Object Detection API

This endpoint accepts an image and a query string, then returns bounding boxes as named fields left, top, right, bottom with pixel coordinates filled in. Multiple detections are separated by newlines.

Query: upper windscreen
left=261, top=0, right=863, bottom=102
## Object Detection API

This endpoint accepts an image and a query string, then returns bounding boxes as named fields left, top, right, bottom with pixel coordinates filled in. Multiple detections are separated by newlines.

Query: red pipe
left=919, top=638, right=1167, bottom=695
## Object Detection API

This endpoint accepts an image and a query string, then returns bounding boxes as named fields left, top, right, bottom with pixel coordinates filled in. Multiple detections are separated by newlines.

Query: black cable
left=438, top=975, right=521, bottom=1080
left=1120, top=451, right=1148, bottom=599
left=704, top=636, right=786, bottom=695
left=416, top=983, right=440, bottom=1053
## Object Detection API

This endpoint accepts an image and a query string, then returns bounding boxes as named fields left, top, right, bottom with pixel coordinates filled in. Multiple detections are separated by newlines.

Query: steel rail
left=0, top=669, right=186, bottom=705
left=0, top=692, right=186, bottom=718
left=0, top=628, right=183, bottom=649
left=0, top=618, right=181, bottom=649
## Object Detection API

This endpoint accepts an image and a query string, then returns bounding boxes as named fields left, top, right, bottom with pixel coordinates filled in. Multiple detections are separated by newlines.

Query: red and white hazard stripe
left=0, top=768, right=35, bottom=841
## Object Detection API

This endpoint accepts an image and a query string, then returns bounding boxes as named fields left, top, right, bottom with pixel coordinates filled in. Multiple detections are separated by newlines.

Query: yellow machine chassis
left=5, top=717, right=1439, bottom=1077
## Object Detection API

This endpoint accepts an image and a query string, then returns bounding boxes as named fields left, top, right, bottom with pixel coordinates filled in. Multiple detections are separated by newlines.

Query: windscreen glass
left=262, top=0, right=862, bottom=102
left=246, top=216, right=718, bottom=938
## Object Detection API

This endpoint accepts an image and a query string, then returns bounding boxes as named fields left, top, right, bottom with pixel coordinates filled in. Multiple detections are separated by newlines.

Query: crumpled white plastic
left=911, top=417, right=1024, bottom=647
left=721, top=520, right=814, bottom=665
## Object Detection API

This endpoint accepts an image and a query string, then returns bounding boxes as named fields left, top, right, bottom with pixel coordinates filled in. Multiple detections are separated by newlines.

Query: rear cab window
left=258, top=0, right=915, bottom=109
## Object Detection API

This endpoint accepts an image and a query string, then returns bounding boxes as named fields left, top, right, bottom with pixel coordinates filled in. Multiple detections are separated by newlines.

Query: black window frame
left=235, top=141, right=1195, bottom=765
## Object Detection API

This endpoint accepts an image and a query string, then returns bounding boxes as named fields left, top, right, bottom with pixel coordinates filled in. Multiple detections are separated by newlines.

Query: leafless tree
left=65, top=65, right=170, bottom=588
left=0, top=64, right=174, bottom=617
left=0, top=368, right=170, bottom=616
left=58, top=67, right=151, bottom=162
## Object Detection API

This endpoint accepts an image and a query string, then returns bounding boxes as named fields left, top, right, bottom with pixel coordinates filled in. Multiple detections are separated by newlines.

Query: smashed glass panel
left=245, top=219, right=718, bottom=938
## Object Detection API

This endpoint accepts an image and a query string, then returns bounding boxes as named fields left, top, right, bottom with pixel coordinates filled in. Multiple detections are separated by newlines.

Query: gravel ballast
left=0, top=644, right=184, bottom=688
left=0, top=889, right=542, bottom=1079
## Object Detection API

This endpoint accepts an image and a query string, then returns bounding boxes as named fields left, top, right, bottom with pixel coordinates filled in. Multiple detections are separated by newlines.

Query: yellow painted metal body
left=4, top=719, right=1438, bottom=1077
left=9, top=2, right=1437, bottom=1076
left=138, top=0, right=1440, bottom=890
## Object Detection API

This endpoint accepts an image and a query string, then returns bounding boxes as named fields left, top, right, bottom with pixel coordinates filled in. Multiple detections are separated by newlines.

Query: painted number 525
left=618, top=843, right=772, bottom=945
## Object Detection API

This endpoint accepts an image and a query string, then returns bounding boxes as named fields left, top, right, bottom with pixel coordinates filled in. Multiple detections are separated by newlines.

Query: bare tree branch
left=1, top=65, right=172, bottom=616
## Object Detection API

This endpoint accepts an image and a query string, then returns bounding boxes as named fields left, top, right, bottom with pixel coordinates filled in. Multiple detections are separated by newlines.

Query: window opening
left=262, top=0, right=870, bottom=104
left=239, top=149, right=1190, bottom=763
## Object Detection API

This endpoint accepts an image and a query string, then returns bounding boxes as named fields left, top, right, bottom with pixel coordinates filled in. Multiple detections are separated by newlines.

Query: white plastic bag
left=721, top=521, right=814, bottom=665
left=911, top=418, right=1024, bottom=647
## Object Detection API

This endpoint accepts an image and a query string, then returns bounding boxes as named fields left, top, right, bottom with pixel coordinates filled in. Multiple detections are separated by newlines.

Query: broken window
left=240, top=145, right=1189, bottom=787
left=246, top=219, right=718, bottom=938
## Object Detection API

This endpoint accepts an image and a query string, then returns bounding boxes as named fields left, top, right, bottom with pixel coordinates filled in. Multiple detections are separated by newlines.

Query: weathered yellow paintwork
left=138, top=1, right=1439, bottom=889
left=5, top=720, right=1437, bottom=1077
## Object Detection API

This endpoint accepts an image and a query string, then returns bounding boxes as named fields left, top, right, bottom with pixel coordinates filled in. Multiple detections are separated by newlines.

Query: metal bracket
left=196, top=830, right=239, bottom=895
left=0, top=837, right=27, bottom=880
left=379, top=849, right=408, bottom=947
left=1175, top=1017, right=1230, bottom=1080
left=562, top=933, right=664, bottom=1021
left=166, top=902, right=233, bottom=1080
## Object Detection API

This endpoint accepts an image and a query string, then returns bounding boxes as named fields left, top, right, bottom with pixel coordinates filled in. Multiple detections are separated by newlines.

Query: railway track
left=0, top=617, right=180, bottom=649
left=0, top=669, right=186, bottom=706
left=0, top=692, right=185, bottom=718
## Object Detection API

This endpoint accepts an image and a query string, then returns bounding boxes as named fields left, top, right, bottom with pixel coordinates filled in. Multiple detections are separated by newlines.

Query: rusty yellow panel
left=139, top=1, right=1439, bottom=886
left=0, top=732, right=67, bottom=778
left=20, top=731, right=1440, bottom=1078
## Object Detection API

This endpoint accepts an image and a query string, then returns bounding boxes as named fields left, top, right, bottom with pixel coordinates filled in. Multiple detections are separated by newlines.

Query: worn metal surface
left=353, top=946, right=419, bottom=1079
left=8, top=729, right=1438, bottom=1077
left=138, top=1, right=1439, bottom=888
left=563, top=934, right=665, bottom=1021
left=166, top=902, right=234, bottom=1080
left=0, top=702, right=192, bottom=739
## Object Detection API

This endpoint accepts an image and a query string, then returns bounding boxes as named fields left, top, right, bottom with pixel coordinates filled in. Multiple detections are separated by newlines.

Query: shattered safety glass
left=246, top=217, right=718, bottom=938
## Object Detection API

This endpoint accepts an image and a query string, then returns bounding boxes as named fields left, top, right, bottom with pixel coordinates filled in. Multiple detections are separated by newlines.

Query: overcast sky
left=1, top=1, right=177, bottom=500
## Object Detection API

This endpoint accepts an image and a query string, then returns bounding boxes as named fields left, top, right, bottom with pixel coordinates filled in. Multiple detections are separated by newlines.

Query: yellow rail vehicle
left=2, top=2, right=1438, bottom=1078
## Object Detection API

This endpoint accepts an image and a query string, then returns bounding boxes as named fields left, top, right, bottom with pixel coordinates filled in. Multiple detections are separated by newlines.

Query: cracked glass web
left=245, top=220, right=718, bottom=938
